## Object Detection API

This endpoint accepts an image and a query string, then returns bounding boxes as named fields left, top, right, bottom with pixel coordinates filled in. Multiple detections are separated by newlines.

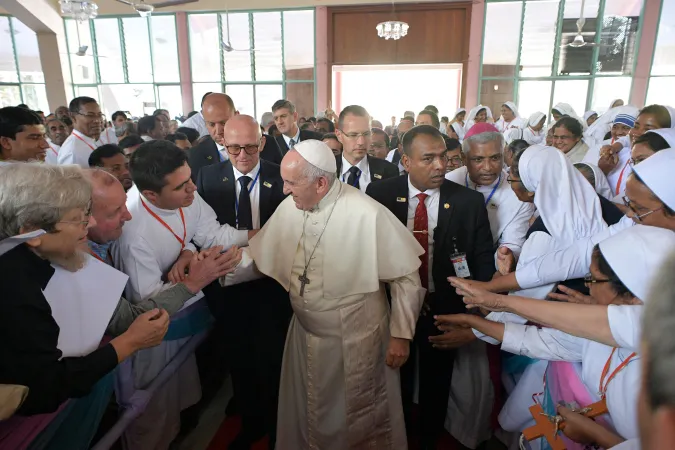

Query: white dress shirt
left=216, top=141, right=229, bottom=162
left=57, top=129, right=100, bottom=167
left=45, top=141, right=60, bottom=165
left=386, top=149, right=406, bottom=175
left=283, top=127, right=301, bottom=149
left=340, top=155, right=371, bottom=193
left=98, top=127, right=118, bottom=145
left=407, top=178, right=439, bottom=292
left=232, top=161, right=261, bottom=229
left=182, top=112, right=209, bottom=138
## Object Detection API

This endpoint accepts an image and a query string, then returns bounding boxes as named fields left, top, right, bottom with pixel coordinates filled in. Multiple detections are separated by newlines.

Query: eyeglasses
left=584, top=273, right=610, bottom=285
left=338, top=129, right=372, bottom=139
left=226, top=143, right=260, bottom=156
left=622, top=196, right=663, bottom=222
left=56, top=202, right=93, bottom=229
left=447, top=156, right=463, bottom=165
left=552, top=135, right=574, bottom=141
left=76, top=112, right=104, bottom=120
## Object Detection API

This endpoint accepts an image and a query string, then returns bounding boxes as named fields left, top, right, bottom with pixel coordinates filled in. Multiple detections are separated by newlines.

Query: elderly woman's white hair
left=0, top=163, right=91, bottom=239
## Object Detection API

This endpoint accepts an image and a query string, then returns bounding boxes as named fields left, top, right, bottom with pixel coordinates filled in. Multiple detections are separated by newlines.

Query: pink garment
left=465, top=122, right=500, bottom=139
left=0, top=401, right=69, bottom=450
left=546, top=361, right=610, bottom=450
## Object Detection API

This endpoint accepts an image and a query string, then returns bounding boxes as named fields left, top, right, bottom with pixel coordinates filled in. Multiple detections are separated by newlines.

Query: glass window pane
left=151, top=16, right=180, bottom=83
left=552, top=80, right=589, bottom=119
left=558, top=0, right=600, bottom=75
left=482, top=2, right=521, bottom=78
left=74, top=86, right=100, bottom=102
left=590, top=77, right=632, bottom=113
left=157, top=85, right=183, bottom=118
left=647, top=77, right=675, bottom=110
left=99, top=84, right=156, bottom=117
left=283, top=10, right=314, bottom=80
left=286, top=82, right=314, bottom=119
left=0, top=17, right=18, bottom=83
left=192, top=82, right=221, bottom=111
left=651, top=0, right=675, bottom=76
left=595, top=0, right=642, bottom=75
left=66, top=20, right=97, bottom=84
left=122, top=17, right=153, bottom=83
left=12, top=18, right=44, bottom=83
left=93, top=19, right=125, bottom=83
left=517, top=80, right=553, bottom=120
left=479, top=79, right=515, bottom=120
left=21, top=84, right=49, bottom=112
left=520, top=1, right=560, bottom=77
left=255, top=84, right=283, bottom=121
left=189, top=14, right=221, bottom=82
left=225, top=84, right=254, bottom=116
left=252, top=12, right=283, bottom=81
left=0, top=85, right=22, bottom=108
left=221, top=13, right=252, bottom=82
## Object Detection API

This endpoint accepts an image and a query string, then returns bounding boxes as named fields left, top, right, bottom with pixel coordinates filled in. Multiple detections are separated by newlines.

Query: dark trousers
left=400, top=293, right=456, bottom=448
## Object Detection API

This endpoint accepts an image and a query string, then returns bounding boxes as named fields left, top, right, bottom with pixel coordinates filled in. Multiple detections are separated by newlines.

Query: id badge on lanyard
left=450, top=237, right=471, bottom=279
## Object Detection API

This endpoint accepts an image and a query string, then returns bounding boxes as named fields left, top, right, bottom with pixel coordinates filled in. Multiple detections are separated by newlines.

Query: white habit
left=225, top=181, right=426, bottom=449
left=112, top=186, right=248, bottom=450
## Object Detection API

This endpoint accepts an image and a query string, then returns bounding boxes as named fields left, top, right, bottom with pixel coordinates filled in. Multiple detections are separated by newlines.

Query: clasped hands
left=167, top=245, right=243, bottom=293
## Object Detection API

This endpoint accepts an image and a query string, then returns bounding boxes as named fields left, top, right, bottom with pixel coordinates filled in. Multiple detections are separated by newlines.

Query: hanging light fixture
left=376, top=0, right=408, bottom=40
left=376, top=21, right=409, bottom=40
left=59, top=0, right=99, bottom=22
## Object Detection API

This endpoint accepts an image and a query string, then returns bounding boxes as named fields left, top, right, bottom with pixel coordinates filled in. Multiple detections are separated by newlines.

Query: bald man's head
left=84, top=169, right=133, bottom=244
left=202, top=93, right=237, bottom=146
left=223, top=114, right=265, bottom=175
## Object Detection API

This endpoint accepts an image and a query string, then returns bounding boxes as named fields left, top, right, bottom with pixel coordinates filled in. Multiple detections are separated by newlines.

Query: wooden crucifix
left=522, top=400, right=609, bottom=450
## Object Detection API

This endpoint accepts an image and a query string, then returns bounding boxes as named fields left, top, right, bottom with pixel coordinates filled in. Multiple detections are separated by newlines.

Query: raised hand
left=184, top=246, right=242, bottom=294
left=448, top=277, right=509, bottom=312
left=496, top=247, right=516, bottom=275
left=167, top=249, right=194, bottom=284
left=548, top=284, right=595, bottom=304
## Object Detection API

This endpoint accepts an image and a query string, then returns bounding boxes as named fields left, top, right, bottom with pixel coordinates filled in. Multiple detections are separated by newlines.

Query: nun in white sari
left=464, top=105, right=494, bottom=134
left=574, top=162, right=614, bottom=200
left=522, top=112, right=546, bottom=145
left=440, top=225, right=675, bottom=450
left=495, top=102, right=526, bottom=133
left=450, top=108, right=467, bottom=141
left=552, top=102, right=588, bottom=131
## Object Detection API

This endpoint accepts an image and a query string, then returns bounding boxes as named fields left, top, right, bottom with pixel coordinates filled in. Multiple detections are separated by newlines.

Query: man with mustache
left=88, top=144, right=134, bottom=192
left=335, top=105, right=398, bottom=192
left=366, top=125, right=495, bottom=450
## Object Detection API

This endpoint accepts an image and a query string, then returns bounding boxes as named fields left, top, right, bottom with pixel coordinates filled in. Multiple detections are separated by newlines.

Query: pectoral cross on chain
left=298, top=270, right=311, bottom=297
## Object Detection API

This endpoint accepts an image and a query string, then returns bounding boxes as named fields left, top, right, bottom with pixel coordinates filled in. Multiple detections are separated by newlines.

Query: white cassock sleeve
left=120, top=236, right=173, bottom=301
left=221, top=247, right=263, bottom=286
left=383, top=271, right=425, bottom=341
left=496, top=201, right=534, bottom=261
left=191, top=194, right=249, bottom=250
left=501, top=323, right=584, bottom=362
left=607, top=305, right=642, bottom=353
left=515, top=216, right=634, bottom=290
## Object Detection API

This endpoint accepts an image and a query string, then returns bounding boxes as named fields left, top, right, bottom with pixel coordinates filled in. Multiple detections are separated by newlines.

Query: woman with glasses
left=57, top=97, right=107, bottom=168
left=0, top=163, right=171, bottom=448
left=550, top=116, right=590, bottom=163
left=436, top=225, right=675, bottom=450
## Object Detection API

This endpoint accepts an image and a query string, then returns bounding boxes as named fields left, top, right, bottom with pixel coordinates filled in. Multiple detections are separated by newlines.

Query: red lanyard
left=49, top=144, right=58, bottom=156
left=72, top=132, right=96, bottom=151
left=598, top=348, right=637, bottom=398
left=141, top=198, right=186, bottom=250
left=615, top=159, right=631, bottom=196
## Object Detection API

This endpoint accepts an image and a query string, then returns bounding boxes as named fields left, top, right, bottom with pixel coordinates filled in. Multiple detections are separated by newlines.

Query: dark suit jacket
left=274, top=129, right=324, bottom=155
left=335, top=155, right=400, bottom=184
left=366, top=176, right=495, bottom=316
left=196, top=158, right=290, bottom=364
left=187, top=136, right=283, bottom=183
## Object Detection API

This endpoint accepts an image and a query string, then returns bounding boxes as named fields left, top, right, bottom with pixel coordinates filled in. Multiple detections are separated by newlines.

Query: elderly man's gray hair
left=302, top=161, right=337, bottom=187
left=644, top=251, right=675, bottom=409
left=461, top=131, right=505, bottom=155
left=0, top=163, right=91, bottom=239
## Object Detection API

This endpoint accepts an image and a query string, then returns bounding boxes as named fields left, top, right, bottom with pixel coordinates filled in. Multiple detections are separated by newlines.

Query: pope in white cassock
left=223, top=139, right=426, bottom=449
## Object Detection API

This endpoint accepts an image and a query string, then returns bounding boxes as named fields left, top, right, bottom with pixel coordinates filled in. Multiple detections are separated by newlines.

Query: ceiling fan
left=221, top=7, right=254, bottom=52
left=561, top=0, right=610, bottom=48
left=114, top=0, right=199, bottom=17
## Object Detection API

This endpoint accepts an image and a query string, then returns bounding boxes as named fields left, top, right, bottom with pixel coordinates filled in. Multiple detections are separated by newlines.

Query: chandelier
left=59, top=0, right=99, bottom=22
left=376, top=21, right=409, bottom=40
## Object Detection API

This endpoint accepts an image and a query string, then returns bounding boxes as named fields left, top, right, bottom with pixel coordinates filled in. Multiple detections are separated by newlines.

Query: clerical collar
left=88, top=240, right=112, bottom=262
left=232, top=160, right=261, bottom=180
left=139, top=191, right=180, bottom=216
left=310, top=181, right=341, bottom=214
left=283, top=127, right=301, bottom=147
left=407, top=177, right=440, bottom=199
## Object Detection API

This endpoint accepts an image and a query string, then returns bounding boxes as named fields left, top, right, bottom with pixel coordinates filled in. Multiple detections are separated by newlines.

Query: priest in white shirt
left=45, top=117, right=69, bottom=164
left=335, top=105, right=399, bottom=192
left=112, top=140, right=252, bottom=449
left=57, top=97, right=106, bottom=167
left=0, top=106, right=49, bottom=165
left=222, top=140, right=425, bottom=449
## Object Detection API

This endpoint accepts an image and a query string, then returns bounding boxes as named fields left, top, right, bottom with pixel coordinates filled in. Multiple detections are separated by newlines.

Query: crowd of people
left=0, top=92, right=675, bottom=450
